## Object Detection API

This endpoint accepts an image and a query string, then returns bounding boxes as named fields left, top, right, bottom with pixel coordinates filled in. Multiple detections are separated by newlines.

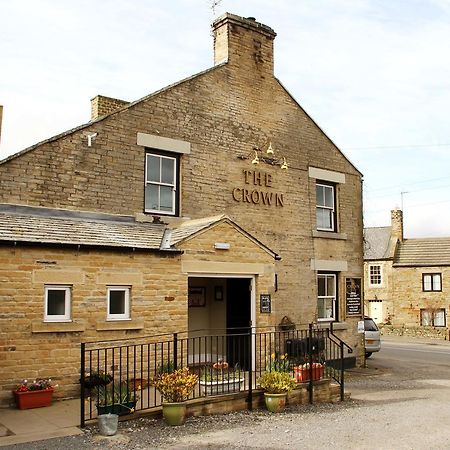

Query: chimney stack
left=391, top=209, right=404, bottom=242
left=90, top=95, right=129, bottom=121
left=212, top=13, right=276, bottom=76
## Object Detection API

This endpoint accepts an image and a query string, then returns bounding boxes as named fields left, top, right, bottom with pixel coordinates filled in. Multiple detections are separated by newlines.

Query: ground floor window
left=44, top=285, right=71, bottom=322
left=420, top=308, right=446, bottom=327
left=317, top=272, right=337, bottom=321
left=107, top=286, right=131, bottom=320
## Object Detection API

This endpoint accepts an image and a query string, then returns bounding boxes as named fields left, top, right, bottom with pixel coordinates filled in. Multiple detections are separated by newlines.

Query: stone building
left=0, top=13, right=364, bottom=405
left=364, top=209, right=450, bottom=332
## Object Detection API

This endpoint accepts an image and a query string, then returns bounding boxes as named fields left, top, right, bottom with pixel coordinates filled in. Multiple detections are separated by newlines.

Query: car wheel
left=365, top=352, right=372, bottom=358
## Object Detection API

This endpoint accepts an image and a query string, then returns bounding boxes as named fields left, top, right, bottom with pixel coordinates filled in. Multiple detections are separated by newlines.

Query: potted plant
left=82, top=370, right=113, bottom=389
left=96, top=381, right=139, bottom=416
left=151, top=367, right=198, bottom=426
left=13, top=378, right=55, bottom=410
left=293, top=362, right=325, bottom=382
left=257, top=371, right=296, bottom=413
left=199, top=360, right=244, bottom=395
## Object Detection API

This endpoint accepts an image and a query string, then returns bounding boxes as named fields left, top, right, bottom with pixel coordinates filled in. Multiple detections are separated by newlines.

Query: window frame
left=317, top=272, right=338, bottom=322
left=107, top=286, right=131, bottom=321
left=420, top=308, right=446, bottom=327
left=422, top=273, right=442, bottom=292
left=369, top=264, right=382, bottom=286
left=144, top=150, right=180, bottom=216
left=44, top=285, right=72, bottom=322
left=316, top=181, right=337, bottom=232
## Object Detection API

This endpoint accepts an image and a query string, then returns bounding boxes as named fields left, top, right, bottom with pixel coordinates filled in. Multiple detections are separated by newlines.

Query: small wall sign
left=260, top=294, right=271, bottom=313
left=346, top=278, right=362, bottom=316
left=188, top=287, right=206, bottom=307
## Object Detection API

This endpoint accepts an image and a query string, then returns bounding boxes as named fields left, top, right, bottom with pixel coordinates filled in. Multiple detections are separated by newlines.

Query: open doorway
left=187, top=276, right=253, bottom=369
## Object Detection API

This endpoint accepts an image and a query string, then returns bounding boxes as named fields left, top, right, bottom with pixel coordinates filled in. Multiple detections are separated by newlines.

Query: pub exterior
left=0, top=13, right=364, bottom=406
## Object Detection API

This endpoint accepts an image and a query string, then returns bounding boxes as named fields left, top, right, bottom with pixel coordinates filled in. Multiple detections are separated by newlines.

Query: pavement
left=0, top=398, right=82, bottom=447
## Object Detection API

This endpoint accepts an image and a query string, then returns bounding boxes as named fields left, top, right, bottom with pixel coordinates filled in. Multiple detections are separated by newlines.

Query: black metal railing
left=80, top=324, right=352, bottom=426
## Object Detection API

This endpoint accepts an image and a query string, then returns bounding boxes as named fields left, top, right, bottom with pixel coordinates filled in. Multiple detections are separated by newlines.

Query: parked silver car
left=364, top=317, right=381, bottom=358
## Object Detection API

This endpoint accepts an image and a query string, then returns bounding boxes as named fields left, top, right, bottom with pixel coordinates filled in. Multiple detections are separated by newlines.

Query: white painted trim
left=137, top=132, right=191, bottom=154
left=310, top=259, right=348, bottom=271
left=309, top=167, right=346, bottom=184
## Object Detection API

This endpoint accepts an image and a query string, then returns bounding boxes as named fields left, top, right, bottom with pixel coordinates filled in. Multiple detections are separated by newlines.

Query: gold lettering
left=261, top=192, right=273, bottom=205
left=251, top=190, right=260, bottom=204
left=232, top=188, right=242, bottom=202
left=253, top=171, right=262, bottom=186
left=276, top=193, right=284, bottom=207
left=265, top=173, right=272, bottom=187
left=243, top=189, right=251, bottom=203
left=243, top=170, right=252, bottom=184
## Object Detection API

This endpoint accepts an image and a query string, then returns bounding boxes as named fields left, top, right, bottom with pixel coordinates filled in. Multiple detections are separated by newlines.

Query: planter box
left=13, top=388, right=54, bottom=410
left=199, top=378, right=244, bottom=396
left=294, top=366, right=324, bottom=382
left=97, top=401, right=136, bottom=416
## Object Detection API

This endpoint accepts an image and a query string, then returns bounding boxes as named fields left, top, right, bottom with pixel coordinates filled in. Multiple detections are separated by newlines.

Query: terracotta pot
left=264, top=392, right=287, bottom=413
left=13, top=388, right=54, bottom=410
left=294, top=365, right=324, bottom=382
left=162, top=402, right=187, bottom=426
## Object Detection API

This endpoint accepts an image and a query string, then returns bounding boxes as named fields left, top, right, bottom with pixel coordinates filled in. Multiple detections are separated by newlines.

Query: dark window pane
left=160, top=185, right=173, bottom=211
left=47, top=290, right=66, bottom=315
left=109, top=291, right=125, bottom=315
left=145, top=184, right=159, bottom=210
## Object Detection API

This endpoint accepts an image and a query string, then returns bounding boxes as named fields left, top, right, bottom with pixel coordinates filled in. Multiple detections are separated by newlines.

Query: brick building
left=364, top=209, right=450, bottom=332
left=0, top=13, right=364, bottom=405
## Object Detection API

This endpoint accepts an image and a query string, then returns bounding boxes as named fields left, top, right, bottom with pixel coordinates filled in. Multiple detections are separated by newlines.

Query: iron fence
left=80, top=324, right=352, bottom=426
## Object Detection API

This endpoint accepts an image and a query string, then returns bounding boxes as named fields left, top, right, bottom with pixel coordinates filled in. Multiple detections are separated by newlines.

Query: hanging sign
left=346, top=278, right=362, bottom=316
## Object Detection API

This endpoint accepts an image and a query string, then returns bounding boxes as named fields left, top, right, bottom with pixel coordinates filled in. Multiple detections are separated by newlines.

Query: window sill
left=31, top=320, right=86, bottom=333
left=312, top=230, right=347, bottom=240
left=96, top=318, right=144, bottom=331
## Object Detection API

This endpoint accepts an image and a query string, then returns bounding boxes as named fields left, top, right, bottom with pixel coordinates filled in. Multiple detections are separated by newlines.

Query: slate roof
left=0, top=206, right=279, bottom=258
left=394, top=238, right=450, bottom=267
left=364, top=227, right=392, bottom=260
left=0, top=211, right=168, bottom=250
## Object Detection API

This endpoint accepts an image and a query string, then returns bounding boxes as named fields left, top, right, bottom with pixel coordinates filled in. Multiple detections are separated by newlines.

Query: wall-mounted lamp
left=239, top=140, right=288, bottom=170
left=87, top=132, right=98, bottom=147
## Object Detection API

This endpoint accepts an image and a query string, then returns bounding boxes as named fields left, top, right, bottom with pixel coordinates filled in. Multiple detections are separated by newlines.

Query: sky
left=1, top=0, right=449, bottom=238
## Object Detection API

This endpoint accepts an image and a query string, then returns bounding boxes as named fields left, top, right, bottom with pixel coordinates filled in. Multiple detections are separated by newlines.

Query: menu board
left=345, top=278, right=362, bottom=316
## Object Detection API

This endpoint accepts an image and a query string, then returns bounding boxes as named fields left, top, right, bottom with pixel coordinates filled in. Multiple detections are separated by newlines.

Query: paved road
left=6, top=336, right=450, bottom=449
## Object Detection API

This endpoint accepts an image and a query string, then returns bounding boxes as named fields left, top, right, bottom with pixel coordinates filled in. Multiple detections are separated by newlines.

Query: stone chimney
left=212, top=13, right=276, bottom=76
left=391, top=209, right=404, bottom=242
left=90, top=95, right=129, bottom=121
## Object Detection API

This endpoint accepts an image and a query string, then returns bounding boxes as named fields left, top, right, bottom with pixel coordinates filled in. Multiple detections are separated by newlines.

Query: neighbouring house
left=364, top=209, right=450, bottom=334
left=0, top=13, right=364, bottom=406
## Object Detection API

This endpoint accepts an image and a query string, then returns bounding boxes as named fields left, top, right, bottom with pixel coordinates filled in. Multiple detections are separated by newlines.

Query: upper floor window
left=107, top=286, right=131, bottom=320
left=145, top=152, right=178, bottom=215
left=420, top=308, right=445, bottom=327
left=317, top=272, right=338, bottom=321
left=422, top=273, right=442, bottom=292
left=44, top=285, right=71, bottom=322
left=369, top=265, right=382, bottom=286
left=316, top=182, right=336, bottom=231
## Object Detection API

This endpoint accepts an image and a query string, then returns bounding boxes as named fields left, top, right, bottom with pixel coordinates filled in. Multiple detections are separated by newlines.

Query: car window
left=364, top=318, right=378, bottom=331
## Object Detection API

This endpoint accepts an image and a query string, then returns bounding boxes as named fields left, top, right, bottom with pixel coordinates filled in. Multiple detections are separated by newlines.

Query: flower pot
left=162, top=402, right=187, bottom=426
left=264, top=392, right=287, bottom=413
left=97, top=413, right=119, bottom=436
left=13, top=388, right=53, bottom=409
left=13, top=388, right=54, bottom=410
left=294, top=365, right=324, bottom=382
left=199, top=378, right=244, bottom=396
left=97, top=401, right=136, bottom=416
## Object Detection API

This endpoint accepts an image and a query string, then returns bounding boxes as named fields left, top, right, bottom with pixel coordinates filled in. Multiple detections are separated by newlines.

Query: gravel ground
left=5, top=342, right=450, bottom=450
